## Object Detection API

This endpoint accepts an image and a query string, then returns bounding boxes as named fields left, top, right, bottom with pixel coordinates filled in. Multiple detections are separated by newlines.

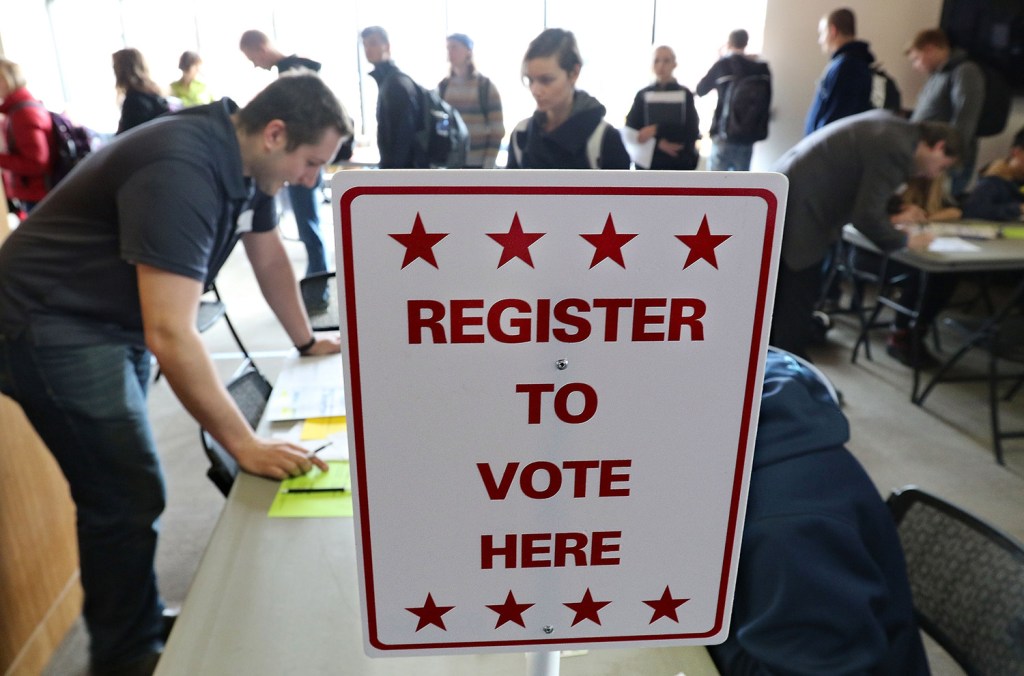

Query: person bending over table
left=865, top=126, right=1024, bottom=367
left=0, top=72, right=349, bottom=676
left=709, top=348, right=930, bottom=674
left=769, top=109, right=960, bottom=361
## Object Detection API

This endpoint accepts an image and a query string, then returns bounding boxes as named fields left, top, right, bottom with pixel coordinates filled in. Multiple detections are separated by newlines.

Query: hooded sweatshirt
left=805, top=40, right=876, bottom=135
left=507, top=90, right=629, bottom=169
left=709, top=349, right=929, bottom=675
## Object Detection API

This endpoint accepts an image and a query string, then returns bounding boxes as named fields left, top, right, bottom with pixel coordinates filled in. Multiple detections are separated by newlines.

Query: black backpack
left=717, top=64, right=772, bottom=143
left=48, top=111, right=94, bottom=186
left=973, top=61, right=1012, bottom=137
left=413, top=82, right=469, bottom=168
left=10, top=101, right=93, bottom=188
left=869, top=63, right=902, bottom=112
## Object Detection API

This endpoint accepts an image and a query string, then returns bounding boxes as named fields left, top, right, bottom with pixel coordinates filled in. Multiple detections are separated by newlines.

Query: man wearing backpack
left=804, top=8, right=876, bottom=135
left=906, top=28, right=986, bottom=197
left=696, top=29, right=771, bottom=171
left=439, top=33, right=504, bottom=169
left=361, top=26, right=426, bottom=169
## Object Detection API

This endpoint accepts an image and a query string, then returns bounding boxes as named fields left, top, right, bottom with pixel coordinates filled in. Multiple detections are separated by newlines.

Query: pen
left=283, top=487, right=346, bottom=494
left=308, top=441, right=332, bottom=457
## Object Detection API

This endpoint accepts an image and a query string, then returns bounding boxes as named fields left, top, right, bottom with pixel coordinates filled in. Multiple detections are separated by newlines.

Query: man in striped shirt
left=439, top=33, right=505, bottom=169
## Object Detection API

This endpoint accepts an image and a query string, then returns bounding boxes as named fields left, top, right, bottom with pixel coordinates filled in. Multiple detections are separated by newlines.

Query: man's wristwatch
left=296, top=336, right=317, bottom=354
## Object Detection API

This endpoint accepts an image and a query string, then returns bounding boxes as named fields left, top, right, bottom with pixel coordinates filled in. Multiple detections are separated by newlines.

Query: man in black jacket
left=360, top=25, right=424, bottom=168
left=696, top=29, right=771, bottom=171
left=239, top=30, right=331, bottom=307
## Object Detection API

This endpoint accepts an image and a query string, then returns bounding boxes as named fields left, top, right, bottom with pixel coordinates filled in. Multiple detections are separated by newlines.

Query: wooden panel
left=0, top=177, right=10, bottom=244
left=0, top=395, right=80, bottom=675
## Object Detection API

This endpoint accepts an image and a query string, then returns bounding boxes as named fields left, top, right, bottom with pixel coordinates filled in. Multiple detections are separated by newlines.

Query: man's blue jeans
left=289, top=170, right=328, bottom=278
left=0, top=335, right=166, bottom=667
left=708, top=140, right=754, bottom=171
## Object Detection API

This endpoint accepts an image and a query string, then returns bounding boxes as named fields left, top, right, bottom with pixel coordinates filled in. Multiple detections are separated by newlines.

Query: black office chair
left=200, top=359, right=272, bottom=497
left=154, top=283, right=253, bottom=381
left=300, top=270, right=339, bottom=332
left=887, top=486, right=1024, bottom=674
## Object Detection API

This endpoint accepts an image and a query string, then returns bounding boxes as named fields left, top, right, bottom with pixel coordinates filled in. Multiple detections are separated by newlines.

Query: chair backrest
left=887, top=486, right=1024, bottom=675
left=201, top=360, right=272, bottom=496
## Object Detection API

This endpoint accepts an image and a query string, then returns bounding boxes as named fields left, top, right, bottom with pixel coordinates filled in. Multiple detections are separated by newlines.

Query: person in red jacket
left=0, top=58, right=52, bottom=215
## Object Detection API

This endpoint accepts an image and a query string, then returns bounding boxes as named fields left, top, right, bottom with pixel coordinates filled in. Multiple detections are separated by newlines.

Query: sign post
left=333, top=170, right=787, bottom=658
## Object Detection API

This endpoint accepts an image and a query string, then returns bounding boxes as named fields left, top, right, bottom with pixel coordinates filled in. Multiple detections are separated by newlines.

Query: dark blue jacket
left=804, top=40, right=875, bottom=136
left=709, top=350, right=930, bottom=675
left=961, top=174, right=1024, bottom=221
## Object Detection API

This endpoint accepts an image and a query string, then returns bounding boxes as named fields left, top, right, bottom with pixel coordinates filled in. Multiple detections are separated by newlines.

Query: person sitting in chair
left=709, top=348, right=930, bottom=674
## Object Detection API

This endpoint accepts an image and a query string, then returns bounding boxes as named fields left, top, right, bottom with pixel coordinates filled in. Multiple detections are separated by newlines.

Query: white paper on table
left=265, top=354, right=346, bottom=421
left=929, top=236, right=981, bottom=253
left=620, top=125, right=656, bottom=169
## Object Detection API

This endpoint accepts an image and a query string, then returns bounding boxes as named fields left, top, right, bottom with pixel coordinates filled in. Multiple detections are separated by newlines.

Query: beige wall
left=754, top=0, right=1024, bottom=172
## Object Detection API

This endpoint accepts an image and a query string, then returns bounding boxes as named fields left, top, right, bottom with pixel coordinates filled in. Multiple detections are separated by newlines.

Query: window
left=2, top=0, right=766, bottom=160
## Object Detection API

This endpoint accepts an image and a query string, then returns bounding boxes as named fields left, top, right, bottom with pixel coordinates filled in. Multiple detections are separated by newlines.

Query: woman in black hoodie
left=507, top=28, right=629, bottom=170
left=113, top=47, right=170, bottom=135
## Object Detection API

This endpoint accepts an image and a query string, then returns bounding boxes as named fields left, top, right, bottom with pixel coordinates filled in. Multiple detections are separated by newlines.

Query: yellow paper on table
left=268, top=461, right=352, bottom=518
left=300, top=416, right=347, bottom=440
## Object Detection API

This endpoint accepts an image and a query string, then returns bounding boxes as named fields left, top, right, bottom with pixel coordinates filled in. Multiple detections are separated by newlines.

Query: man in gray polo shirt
left=769, top=110, right=960, bottom=360
left=0, top=72, right=349, bottom=675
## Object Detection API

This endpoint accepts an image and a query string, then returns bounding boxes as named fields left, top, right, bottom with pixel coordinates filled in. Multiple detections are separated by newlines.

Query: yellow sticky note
left=301, top=416, right=347, bottom=440
left=268, top=461, right=352, bottom=518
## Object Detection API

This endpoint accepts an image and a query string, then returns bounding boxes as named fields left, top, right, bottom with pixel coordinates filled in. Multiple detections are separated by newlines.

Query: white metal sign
left=333, top=170, right=787, bottom=656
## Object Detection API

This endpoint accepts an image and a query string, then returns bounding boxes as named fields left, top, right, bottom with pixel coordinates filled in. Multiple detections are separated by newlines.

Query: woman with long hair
left=113, top=47, right=169, bottom=134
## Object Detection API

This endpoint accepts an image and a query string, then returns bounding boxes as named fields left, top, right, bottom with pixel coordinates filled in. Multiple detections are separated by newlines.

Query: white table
left=156, top=354, right=719, bottom=675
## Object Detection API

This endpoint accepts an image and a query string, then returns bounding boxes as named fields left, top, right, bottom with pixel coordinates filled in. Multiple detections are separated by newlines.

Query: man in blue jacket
left=708, top=349, right=930, bottom=674
left=805, top=8, right=876, bottom=135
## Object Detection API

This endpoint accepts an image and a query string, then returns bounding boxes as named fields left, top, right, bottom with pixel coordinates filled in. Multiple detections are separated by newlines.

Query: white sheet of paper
left=620, top=126, right=656, bottom=169
left=929, top=237, right=981, bottom=253
left=265, top=354, right=346, bottom=421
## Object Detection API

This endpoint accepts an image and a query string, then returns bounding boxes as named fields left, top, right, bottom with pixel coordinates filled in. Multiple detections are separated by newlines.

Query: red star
left=405, top=593, right=455, bottom=631
left=675, top=214, right=731, bottom=269
left=389, top=213, right=449, bottom=269
left=564, top=588, right=611, bottom=627
left=486, top=590, right=534, bottom=628
left=643, top=586, right=690, bottom=624
left=580, top=213, right=637, bottom=269
left=488, top=212, right=546, bottom=268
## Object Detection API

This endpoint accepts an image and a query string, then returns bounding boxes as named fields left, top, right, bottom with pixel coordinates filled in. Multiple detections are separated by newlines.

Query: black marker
left=283, top=487, right=346, bottom=494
